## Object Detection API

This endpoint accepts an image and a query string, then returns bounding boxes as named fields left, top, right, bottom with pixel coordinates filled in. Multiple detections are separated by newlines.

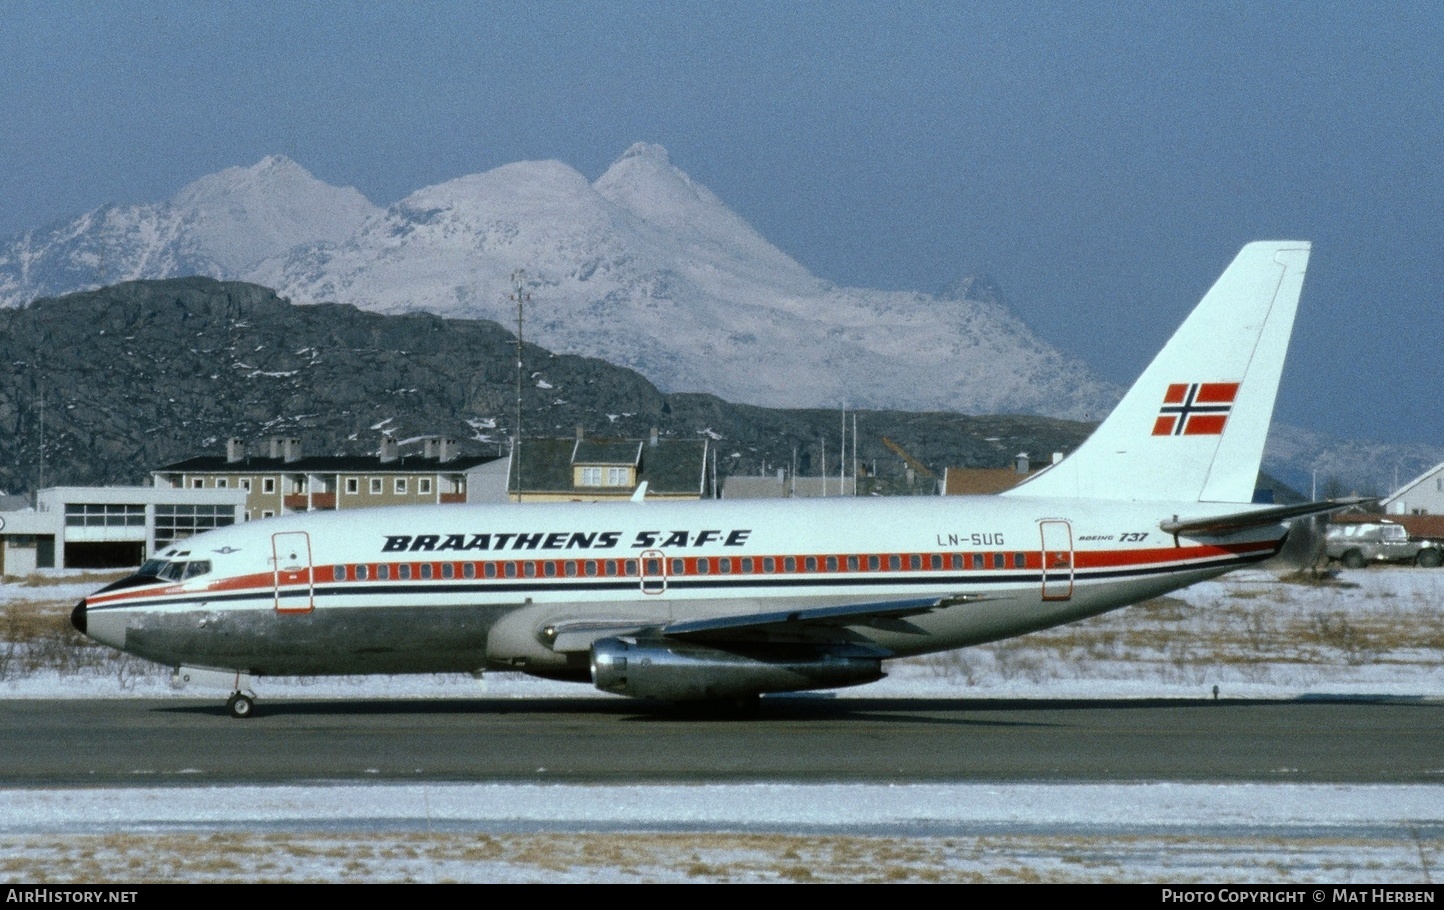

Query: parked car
left=1325, top=521, right=1443, bottom=568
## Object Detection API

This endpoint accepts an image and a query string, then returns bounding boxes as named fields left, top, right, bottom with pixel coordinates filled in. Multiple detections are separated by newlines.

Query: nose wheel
left=226, top=691, right=256, bottom=719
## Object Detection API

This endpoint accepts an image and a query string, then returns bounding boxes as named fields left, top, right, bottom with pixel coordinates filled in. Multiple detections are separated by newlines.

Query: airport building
left=0, top=485, right=247, bottom=575
left=151, top=435, right=510, bottom=518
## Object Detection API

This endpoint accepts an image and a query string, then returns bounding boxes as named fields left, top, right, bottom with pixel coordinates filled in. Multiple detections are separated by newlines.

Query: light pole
left=511, top=270, right=530, bottom=502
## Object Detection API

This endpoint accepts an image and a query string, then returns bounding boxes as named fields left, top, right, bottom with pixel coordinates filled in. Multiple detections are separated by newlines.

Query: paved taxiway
left=2, top=696, right=1439, bottom=785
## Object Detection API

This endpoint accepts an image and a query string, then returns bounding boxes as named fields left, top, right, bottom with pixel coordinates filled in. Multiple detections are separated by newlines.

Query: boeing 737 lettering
left=73, top=241, right=1346, bottom=717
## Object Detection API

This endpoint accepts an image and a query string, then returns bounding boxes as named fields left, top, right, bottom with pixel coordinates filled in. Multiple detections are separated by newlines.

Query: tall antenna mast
left=37, top=386, right=45, bottom=492
left=852, top=413, right=858, bottom=496
left=510, top=270, right=530, bottom=503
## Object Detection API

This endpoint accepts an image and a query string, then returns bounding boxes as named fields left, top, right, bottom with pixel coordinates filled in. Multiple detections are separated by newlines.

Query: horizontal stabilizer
left=1159, top=498, right=1373, bottom=537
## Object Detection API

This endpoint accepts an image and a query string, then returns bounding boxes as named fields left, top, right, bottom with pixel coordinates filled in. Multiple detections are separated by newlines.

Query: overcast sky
left=3, top=2, right=1441, bottom=447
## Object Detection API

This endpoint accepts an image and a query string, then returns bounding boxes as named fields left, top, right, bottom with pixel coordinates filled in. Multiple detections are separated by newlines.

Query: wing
left=543, top=592, right=1007, bottom=653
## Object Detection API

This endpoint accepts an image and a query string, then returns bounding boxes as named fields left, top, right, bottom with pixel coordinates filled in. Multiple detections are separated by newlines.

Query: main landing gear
left=226, top=691, right=257, bottom=719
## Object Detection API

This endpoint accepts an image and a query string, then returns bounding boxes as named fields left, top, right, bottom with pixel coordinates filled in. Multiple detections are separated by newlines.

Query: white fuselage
left=78, top=494, right=1284, bottom=680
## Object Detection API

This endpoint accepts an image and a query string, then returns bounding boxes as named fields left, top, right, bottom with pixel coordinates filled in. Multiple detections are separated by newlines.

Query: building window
left=64, top=504, right=145, bottom=528
left=346, top=478, right=359, bottom=494
left=418, top=478, right=432, bottom=495
left=216, top=478, right=228, bottom=489
left=579, top=466, right=632, bottom=487
left=154, top=504, right=237, bottom=550
left=191, top=478, right=204, bottom=489
left=370, top=478, right=382, bottom=494
left=240, top=478, right=252, bottom=492
left=262, top=510, right=275, bottom=519
left=395, top=478, right=408, bottom=494
left=262, top=478, right=276, bottom=494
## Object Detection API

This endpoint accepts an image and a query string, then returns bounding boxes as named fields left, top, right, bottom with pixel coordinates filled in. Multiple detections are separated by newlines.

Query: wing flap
left=660, top=593, right=1005, bottom=644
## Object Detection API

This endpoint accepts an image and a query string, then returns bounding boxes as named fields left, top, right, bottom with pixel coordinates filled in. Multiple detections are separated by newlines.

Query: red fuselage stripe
left=85, top=539, right=1278, bottom=607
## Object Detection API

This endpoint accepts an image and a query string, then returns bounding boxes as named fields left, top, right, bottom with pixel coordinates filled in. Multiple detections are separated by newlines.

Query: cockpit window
left=137, top=558, right=211, bottom=582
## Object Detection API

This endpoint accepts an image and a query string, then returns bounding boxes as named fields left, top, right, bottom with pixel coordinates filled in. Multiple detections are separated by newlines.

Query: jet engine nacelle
left=589, top=637, right=884, bottom=700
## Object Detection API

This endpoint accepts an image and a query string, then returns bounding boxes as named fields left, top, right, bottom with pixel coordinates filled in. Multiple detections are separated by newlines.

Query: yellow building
left=511, top=430, right=711, bottom=502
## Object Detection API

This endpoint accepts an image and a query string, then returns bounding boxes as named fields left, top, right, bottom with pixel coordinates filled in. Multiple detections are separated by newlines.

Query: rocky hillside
left=0, top=279, right=1093, bottom=495
left=0, top=148, right=1122, bottom=421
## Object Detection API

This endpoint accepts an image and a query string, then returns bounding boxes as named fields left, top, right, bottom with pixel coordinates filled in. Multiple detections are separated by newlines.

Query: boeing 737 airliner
left=73, top=241, right=1343, bottom=717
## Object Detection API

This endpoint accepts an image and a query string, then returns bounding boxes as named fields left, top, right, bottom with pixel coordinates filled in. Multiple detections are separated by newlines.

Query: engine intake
left=590, top=637, right=884, bottom=700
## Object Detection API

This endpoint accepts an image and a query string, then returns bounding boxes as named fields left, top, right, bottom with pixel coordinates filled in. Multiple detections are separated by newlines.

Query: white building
left=0, top=486, right=247, bottom=576
left=1381, top=462, right=1444, bottom=516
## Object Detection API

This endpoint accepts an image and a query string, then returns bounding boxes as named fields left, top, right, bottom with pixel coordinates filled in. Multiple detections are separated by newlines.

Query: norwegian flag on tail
left=1152, top=383, right=1240, bottom=436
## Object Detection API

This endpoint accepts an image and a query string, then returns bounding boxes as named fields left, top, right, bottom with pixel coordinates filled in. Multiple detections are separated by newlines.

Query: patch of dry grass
left=0, top=599, right=150, bottom=683
left=16, top=571, right=127, bottom=588
left=899, top=573, right=1444, bottom=683
left=0, top=830, right=1434, bottom=883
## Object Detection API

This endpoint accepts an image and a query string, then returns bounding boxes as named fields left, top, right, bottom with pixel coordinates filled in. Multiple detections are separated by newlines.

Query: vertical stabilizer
left=1005, top=241, right=1310, bottom=504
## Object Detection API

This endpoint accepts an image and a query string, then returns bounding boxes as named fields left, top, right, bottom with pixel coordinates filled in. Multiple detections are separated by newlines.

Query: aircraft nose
left=71, top=600, right=88, bottom=635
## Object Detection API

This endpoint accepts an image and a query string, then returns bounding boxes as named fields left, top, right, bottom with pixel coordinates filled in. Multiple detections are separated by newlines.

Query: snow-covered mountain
left=0, top=145, right=1118, bottom=420
left=0, top=156, right=376, bottom=304
left=3, top=145, right=1433, bottom=491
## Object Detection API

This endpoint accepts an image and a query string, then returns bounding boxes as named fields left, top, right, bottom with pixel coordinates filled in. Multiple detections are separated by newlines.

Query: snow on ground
left=1, top=566, right=1441, bottom=882
left=2, top=783, right=1441, bottom=883
left=4, top=566, right=1442, bottom=701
